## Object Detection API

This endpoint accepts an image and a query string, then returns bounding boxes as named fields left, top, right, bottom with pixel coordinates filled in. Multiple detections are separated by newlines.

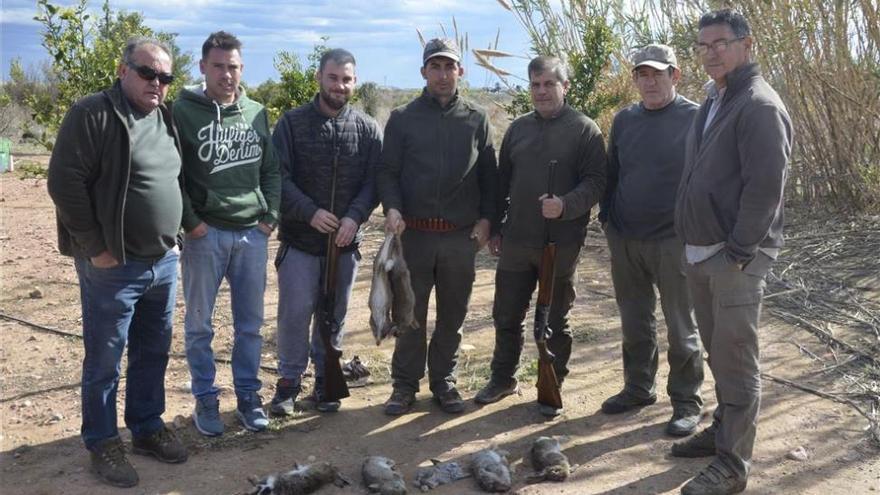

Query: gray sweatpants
left=391, top=228, right=478, bottom=395
left=686, top=250, right=772, bottom=479
left=605, top=225, right=703, bottom=415
left=274, top=244, right=360, bottom=385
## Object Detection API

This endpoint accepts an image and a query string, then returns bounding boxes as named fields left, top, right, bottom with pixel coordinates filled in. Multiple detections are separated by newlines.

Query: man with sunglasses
left=673, top=9, right=793, bottom=495
left=48, top=37, right=187, bottom=488
left=173, top=31, right=280, bottom=436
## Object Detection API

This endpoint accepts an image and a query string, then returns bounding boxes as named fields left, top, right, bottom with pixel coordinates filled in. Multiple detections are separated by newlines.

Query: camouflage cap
left=632, top=43, right=678, bottom=70
left=423, top=38, right=461, bottom=64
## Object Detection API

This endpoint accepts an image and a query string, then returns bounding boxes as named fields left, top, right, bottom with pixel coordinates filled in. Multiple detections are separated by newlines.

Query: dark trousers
left=605, top=225, right=703, bottom=415
left=686, top=250, right=772, bottom=479
left=489, top=241, right=580, bottom=385
left=391, top=228, right=478, bottom=394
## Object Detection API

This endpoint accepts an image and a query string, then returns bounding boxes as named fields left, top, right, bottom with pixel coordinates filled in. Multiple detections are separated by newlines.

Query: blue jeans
left=74, top=249, right=178, bottom=449
left=182, top=225, right=268, bottom=399
left=275, top=244, right=359, bottom=384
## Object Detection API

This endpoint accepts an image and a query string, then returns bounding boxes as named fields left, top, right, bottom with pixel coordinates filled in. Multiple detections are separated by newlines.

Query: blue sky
left=1, top=0, right=533, bottom=88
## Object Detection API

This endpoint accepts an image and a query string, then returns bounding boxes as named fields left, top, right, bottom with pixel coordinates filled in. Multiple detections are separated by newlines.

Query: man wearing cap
left=673, top=9, right=792, bottom=495
left=473, top=55, right=606, bottom=417
left=598, top=44, right=704, bottom=436
left=377, top=38, right=497, bottom=416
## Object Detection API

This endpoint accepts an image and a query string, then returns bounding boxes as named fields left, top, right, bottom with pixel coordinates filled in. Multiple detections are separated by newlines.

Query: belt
left=404, top=216, right=458, bottom=233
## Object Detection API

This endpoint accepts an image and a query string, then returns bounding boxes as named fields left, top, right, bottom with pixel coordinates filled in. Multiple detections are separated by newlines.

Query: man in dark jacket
left=598, top=44, right=704, bottom=436
left=270, top=48, right=381, bottom=414
left=47, top=37, right=188, bottom=488
left=377, top=38, right=498, bottom=416
left=473, top=56, right=606, bottom=417
left=672, top=10, right=793, bottom=495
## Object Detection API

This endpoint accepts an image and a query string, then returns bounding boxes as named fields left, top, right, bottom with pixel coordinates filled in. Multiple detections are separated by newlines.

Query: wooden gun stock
left=534, top=159, right=562, bottom=409
left=319, top=233, right=350, bottom=402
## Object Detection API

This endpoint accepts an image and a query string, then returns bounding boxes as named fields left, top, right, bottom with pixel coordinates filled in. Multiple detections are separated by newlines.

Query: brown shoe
left=681, top=462, right=747, bottom=494
left=89, top=436, right=138, bottom=488
left=434, top=388, right=465, bottom=414
left=132, top=426, right=188, bottom=464
left=671, top=423, right=717, bottom=458
left=384, top=389, right=416, bottom=416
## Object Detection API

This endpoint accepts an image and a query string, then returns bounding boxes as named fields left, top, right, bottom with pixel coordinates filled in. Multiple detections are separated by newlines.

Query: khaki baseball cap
left=632, top=44, right=678, bottom=70
left=423, top=38, right=461, bottom=64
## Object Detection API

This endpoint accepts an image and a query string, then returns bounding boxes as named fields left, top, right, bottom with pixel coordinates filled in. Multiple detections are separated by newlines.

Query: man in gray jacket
left=599, top=44, right=703, bottom=436
left=673, top=9, right=793, bottom=495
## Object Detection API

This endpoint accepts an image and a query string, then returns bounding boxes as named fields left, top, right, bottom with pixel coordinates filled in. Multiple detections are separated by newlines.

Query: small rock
left=28, top=288, right=44, bottom=299
left=460, top=344, right=476, bottom=352
left=23, top=400, right=33, bottom=408
left=172, top=415, right=188, bottom=430
left=307, top=455, right=316, bottom=462
left=786, top=446, right=809, bottom=461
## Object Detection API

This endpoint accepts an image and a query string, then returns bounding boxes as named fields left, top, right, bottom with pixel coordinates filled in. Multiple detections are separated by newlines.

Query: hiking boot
left=302, top=378, right=341, bottom=413
left=270, top=377, right=301, bottom=417
left=474, top=379, right=519, bottom=405
left=667, top=411, right=701, bottom=437
left=236, top=393, right=269, bottom=432
left=539, top=402, right=563, bottom=418
left=132, top=426, right=188, bottom=464
left=600, top=391, right=657, bottom=414
left=671, top=423, right=717, bottom=458
left=434, top=387, right=465, bottom=414
left=342, top=355, right=371, bottom=388
left=681, top=462, right=747, bottom=495
left=193, top=394, right=224, bottom=437
left=89, top=436, right=138, bottom=488
left=384, top=389, right=416, bottom=416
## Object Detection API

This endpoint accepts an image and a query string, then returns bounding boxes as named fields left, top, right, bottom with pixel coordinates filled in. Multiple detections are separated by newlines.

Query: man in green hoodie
left=173, top=31, right=281, bottom=436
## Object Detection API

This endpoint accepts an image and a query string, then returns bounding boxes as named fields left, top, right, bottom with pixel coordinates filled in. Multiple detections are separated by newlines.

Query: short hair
left=698, top=9, right=752, bottom=38
left=201, top=31, right=242, bottom=59
left=528, top=56, right=569, bottom=84
left=122, top=36, right=172, bottom=65
left=319, top=48, right=356, bottom=72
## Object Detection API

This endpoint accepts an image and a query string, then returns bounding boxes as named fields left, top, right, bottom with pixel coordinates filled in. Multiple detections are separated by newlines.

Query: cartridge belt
left=404, top=216, right=458, bottom=233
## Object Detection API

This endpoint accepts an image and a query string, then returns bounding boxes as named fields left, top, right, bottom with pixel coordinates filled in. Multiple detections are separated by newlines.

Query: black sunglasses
left=127, top=63, right=174, bottom=85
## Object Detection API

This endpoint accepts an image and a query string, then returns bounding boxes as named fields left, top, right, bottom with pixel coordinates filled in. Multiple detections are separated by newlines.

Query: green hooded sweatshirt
left=173, top=83, right=280, bottom=231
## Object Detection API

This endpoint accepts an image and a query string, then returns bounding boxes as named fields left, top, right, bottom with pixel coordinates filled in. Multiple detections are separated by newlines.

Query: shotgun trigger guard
left=533, top=305, right=553, bottom=341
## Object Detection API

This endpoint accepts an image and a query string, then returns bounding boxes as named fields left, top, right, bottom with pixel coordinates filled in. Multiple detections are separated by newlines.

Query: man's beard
left=320, top=87, right=349, bottom=110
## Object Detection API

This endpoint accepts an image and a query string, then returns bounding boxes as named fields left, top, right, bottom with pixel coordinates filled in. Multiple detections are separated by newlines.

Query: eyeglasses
left=127, top=63, right=174, bottom=85
left=692, top=37, right=745, bottom=56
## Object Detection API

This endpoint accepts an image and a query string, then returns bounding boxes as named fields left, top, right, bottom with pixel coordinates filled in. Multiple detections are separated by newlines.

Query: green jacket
left=173, top=84, right=280, bottom=231
left=376, top=90, right=497, bottom=228
left=47, top=80, right=181, bottom=264
left=497, top=104, right=607, bottom=248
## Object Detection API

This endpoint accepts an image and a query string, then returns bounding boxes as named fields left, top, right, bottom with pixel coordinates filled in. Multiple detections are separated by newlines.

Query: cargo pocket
left=719, top=289, right=762, bottom=308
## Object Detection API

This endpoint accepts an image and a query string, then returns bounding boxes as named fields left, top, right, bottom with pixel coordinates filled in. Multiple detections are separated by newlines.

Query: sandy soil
left=1, top=170, right=878, bottom=495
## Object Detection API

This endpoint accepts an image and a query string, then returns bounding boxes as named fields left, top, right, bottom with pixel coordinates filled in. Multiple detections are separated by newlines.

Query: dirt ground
left=1, top=169, right=878, bottom=495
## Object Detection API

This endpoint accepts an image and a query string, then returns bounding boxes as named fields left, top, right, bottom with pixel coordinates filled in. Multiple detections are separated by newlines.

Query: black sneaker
left=270, top=377, right=301, bottom=417
left=89, top=436, right=138, bottom=488
left=681, top=461, right=747, bottom=495
left=474, top=379, right=519, bottom=405
left=384, top=389, right=416, bottom=416
left=132, top=426, right=188, bottom=464
left=433, top=388, right=465, bottom=414
left=303, top=378, right=341, bottom=413
left=600, top=391, right=657, bottom=414
left=671, top=423, right=717, bottom=458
